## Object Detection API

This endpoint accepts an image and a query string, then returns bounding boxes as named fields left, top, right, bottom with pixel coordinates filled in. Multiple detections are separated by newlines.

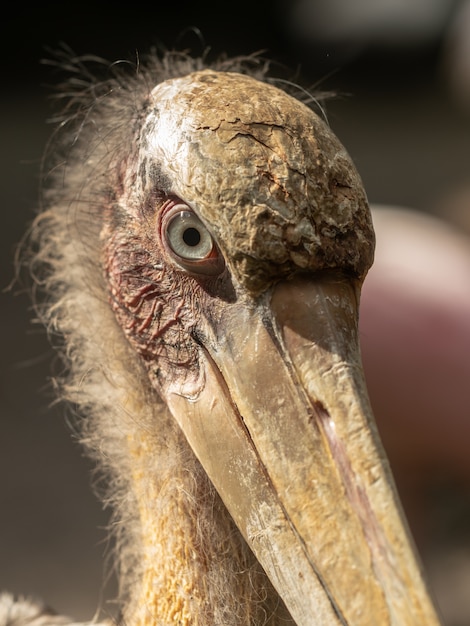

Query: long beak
left=166, top=273, right=442, bottom=625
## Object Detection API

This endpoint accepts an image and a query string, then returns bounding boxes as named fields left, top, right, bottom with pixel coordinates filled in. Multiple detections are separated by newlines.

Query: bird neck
left=121, top=411, right=293, bottom=626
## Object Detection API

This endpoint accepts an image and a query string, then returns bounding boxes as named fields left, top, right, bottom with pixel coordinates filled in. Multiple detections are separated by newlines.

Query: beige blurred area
left=1, top=2, right=470, bottom=625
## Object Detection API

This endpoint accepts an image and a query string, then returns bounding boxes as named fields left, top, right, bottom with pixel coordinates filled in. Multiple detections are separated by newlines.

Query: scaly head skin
left=103, top=69, right=374, bottom=394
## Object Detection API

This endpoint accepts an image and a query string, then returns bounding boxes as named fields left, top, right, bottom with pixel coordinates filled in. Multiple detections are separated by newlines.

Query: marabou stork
left=0, top=51, right=444, bottom=626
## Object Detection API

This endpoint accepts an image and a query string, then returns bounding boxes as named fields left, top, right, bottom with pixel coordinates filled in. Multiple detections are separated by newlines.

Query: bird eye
left=162, top=203, right=224, bottom=276
left=167, top=210, right=213, bottom=259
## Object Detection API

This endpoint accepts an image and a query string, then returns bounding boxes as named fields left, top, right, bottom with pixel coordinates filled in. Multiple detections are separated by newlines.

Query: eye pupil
left=183, top=227, right=201, bottom=247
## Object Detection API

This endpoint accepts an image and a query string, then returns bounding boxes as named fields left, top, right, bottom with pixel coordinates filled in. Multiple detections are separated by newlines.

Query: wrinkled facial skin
left=104, top=194, right=236, bottom=392
left=103, top=69, right=374, bottom=391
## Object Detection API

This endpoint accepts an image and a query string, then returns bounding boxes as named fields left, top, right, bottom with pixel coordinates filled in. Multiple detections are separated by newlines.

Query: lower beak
left=166, top=273, right=442, bottom=625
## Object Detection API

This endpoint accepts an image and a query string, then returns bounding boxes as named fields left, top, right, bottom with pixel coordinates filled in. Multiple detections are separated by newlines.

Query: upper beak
left=165, top=273, right=443, bottom=625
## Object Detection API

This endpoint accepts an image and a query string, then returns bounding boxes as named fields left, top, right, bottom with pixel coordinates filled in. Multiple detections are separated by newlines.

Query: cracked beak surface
left=166, top=274, right=443, bottom=626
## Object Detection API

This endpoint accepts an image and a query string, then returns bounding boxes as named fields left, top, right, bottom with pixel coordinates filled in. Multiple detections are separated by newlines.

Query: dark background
left=1, top=2, right=470, bottom=624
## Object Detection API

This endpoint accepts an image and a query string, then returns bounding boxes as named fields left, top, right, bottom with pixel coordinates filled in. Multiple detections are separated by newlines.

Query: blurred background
left=1, top=1, right=470, bottom=624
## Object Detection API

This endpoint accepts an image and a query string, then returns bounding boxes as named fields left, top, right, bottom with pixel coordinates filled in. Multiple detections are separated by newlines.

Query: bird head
left=97, top=68, right=440, bottom=624
left=32, top=54, right=442, bottom=625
